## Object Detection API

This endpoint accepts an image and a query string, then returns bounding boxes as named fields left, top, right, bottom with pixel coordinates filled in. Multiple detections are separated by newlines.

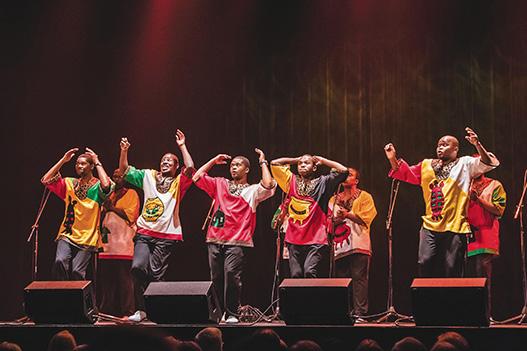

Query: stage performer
left=466, top=168, right=506, bottom=315
left=384, top=127, right=499, bottom=277
left=193, top=149, right=276, bottom=323
left=41, top=147, right=112, bottom=281
left=119, top=129, right=195, bottom=322
left=270, top=154, right=348, bottom=278
left=97, top=168, right=140, bottom=317
left=328, top=168, right=377, bottom=320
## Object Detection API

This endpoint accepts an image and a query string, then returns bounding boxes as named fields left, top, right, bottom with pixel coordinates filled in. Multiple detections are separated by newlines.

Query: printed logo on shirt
left=288, top=196, right=311, bottom=224
left=142, top=197, right=164, bottom=222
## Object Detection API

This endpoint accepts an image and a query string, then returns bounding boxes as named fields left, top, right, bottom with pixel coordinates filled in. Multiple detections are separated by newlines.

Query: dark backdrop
left=1, top=0, right=527, bottom=321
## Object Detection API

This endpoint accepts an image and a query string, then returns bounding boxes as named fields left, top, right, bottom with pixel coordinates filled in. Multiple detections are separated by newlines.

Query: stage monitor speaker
left=24, top=281, right=96, bottom=324
left=278, top=278, right=353, bottom=325
left=411, top=278, right=489, bottom=327
left=144, top=281, right=220, bottom=324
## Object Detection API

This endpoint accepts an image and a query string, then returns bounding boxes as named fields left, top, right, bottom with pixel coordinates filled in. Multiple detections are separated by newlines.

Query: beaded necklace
left=431, top=158, right=459, bottom=180
left=73, top=177, right=97, bottom=200
left=228, top=180, right=249, bottom=196
left=296, top=175, right=320, bottom=197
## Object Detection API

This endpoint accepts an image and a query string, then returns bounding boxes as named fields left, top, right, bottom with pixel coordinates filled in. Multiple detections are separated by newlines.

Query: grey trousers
left=53, top=239, right=93, bottom=280
left=130, top=234, right=175, bottom=311
left=287, top=244, right=329, bottom=278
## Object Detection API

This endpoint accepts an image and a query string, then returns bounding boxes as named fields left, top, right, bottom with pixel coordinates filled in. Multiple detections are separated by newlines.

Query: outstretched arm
left=85, top=147, right=111, bottom=190
left=119, top=137, right=130, bottom=175
left=41, top=148, right=78, bottom=184
left=176, top=129, right=194, bottom=169
left=465, top=127, right=497, bottom=166
left=270, top=156, right=300, bottom=166
left=193, top=154, right=232, bottom=182
left=255, top=148, right=274, bottom=189
left=313, top=155, right=348, bottom=172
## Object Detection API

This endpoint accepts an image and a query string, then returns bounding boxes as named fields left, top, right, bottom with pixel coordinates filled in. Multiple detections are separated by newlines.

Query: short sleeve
left=464, top=155, right=499, bottom=178
left=124, top=166, right=146, bottom=189
left=179, top=167, right=195, bottom=199
left=352, top=192, right=377, bottom=229
left=254, top=180, right=277, bottom=203
left=195, top=173, right=219, bottom=198
left=271, top=165, right=292, bottom=193
left=389, top=160, right=422, bottom=185
left=44, top=175, right=67, bottom=200
left=491, top=182, right=506, bottom=218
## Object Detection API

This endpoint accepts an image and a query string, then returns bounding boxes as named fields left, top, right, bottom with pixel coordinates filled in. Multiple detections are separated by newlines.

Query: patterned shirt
left=45, top=176, right=111, bottom=248
left=328, top=190, right=377, bottom=258
left=467, top=179, right=506, bottom=256
left=195, top=175, right=276, bottom=247
left=389, top=155, right=499, bottom=233
left=124, top=166, right=194, bottom=241
left=271, top=165, right=348, bottom=245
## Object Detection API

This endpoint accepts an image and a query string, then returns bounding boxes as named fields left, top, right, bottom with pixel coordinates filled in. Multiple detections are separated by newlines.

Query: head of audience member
left=87, top=327, right=174, bottom=351
left=73, top=345, right=89, bottom=351
left=0, top=342, right=22, bottom=351
left=247, top=328, right=283, bottom=351
left=390, top=337, right=427, bottom=351
left=160, top=153, right=180, bottom=177
left=230, top=156, right=250, bottom=182
left=436, top=135, right=459, bottom=162
left=297, top=155, right=317, bottom=178
left=75, top=154, right=95, bottom=178
left=47, top=330, right=77, bottom=351
left=176, top=341, right=202, bottom=351
left=436, top=332, right=470, bottom=351
left=195, top=327, right=223, bottom=351
left=430, top=341, right=457, bottom=351
left=356, top=338, right=384, bottom=351
left=289, top=340, right=323, bottom=351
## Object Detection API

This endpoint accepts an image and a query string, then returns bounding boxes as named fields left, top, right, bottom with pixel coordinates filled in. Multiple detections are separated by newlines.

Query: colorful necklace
left=296, top=175, right=319, bottom=197
left=431, top=158, right=459, bottom=180
left=156, top=174, right=175, bottom=193
left=73, top=177, right=97, bottom=200
left=228, top=180, right=249, bottom=196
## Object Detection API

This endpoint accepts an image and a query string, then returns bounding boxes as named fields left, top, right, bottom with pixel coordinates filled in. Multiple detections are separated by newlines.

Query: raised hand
left=175, top=129, right=186, bottom=147
left=62, top=148, right=79, bottom=162
left=465, top=127, right=479, bottom=146
left=384, top=143, right=397, bottom=160
left=120, top=137, right=131, bottom=151
left=215, top=154, right=231, bottom=165
left=312, top=155, right=323, bottom=166
left=255, top=148, right=266, bottom=163
left=85, top=147, right=100, bottom=164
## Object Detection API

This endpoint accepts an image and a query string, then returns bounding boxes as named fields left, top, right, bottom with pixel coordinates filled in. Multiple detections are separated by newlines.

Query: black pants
left=130, top=234, right=175, bottom=311
left=466, top=253, right=494, bottom=314
left=208, top=243, right=246, bottom=317
left=335, top=253, right=370, bottom=316
left=418, top=227, right=467, bottom=277
left=53, top=239, right=93, bottom=280
left=287, top=244, right=329, bottom=278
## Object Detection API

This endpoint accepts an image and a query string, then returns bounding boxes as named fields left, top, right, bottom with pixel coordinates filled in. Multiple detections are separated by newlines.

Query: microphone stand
left=26, top=187, right=51, bottom=281
left=328, top=183, right=344, bottom=278
left=503, top=169, right=527, bottom=324
left=271, top=193, right=288, bottom=318
left=375, top=179, right=411, bottom=323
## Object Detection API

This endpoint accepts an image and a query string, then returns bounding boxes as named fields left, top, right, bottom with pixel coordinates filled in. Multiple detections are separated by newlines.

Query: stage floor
left=1, top=320, right=526, bottom=351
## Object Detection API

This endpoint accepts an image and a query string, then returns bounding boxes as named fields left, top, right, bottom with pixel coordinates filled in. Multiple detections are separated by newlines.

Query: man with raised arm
left=41, top=147, right=112, bottom=280
left=119, top=129, right=195, bottom=322
left=193, top=149, right=276, bottom=323
left=270, top=154, right=348, bottom=278
left=384, top=127, right=499, bottom=277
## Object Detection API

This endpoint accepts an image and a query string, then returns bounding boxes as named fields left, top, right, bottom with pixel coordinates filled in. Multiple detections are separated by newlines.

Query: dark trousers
left=466, top=253, right=494, bottom=314
left=418, top=227, right=467, bottom=278
left=335, top=253, right=370, bottom=316
left=287, top=244, right=329, bottom=278
left=53, top=239, right=93, bottom=280
left=97, top=259, right=135, bottom=317
left=131, top=234, right=175, bottom=311
left=208, top=243, right=246, bottom=317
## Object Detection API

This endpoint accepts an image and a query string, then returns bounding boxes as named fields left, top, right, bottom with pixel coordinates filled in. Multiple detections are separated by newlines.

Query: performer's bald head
left=436, top=135, right=459, bottom=161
